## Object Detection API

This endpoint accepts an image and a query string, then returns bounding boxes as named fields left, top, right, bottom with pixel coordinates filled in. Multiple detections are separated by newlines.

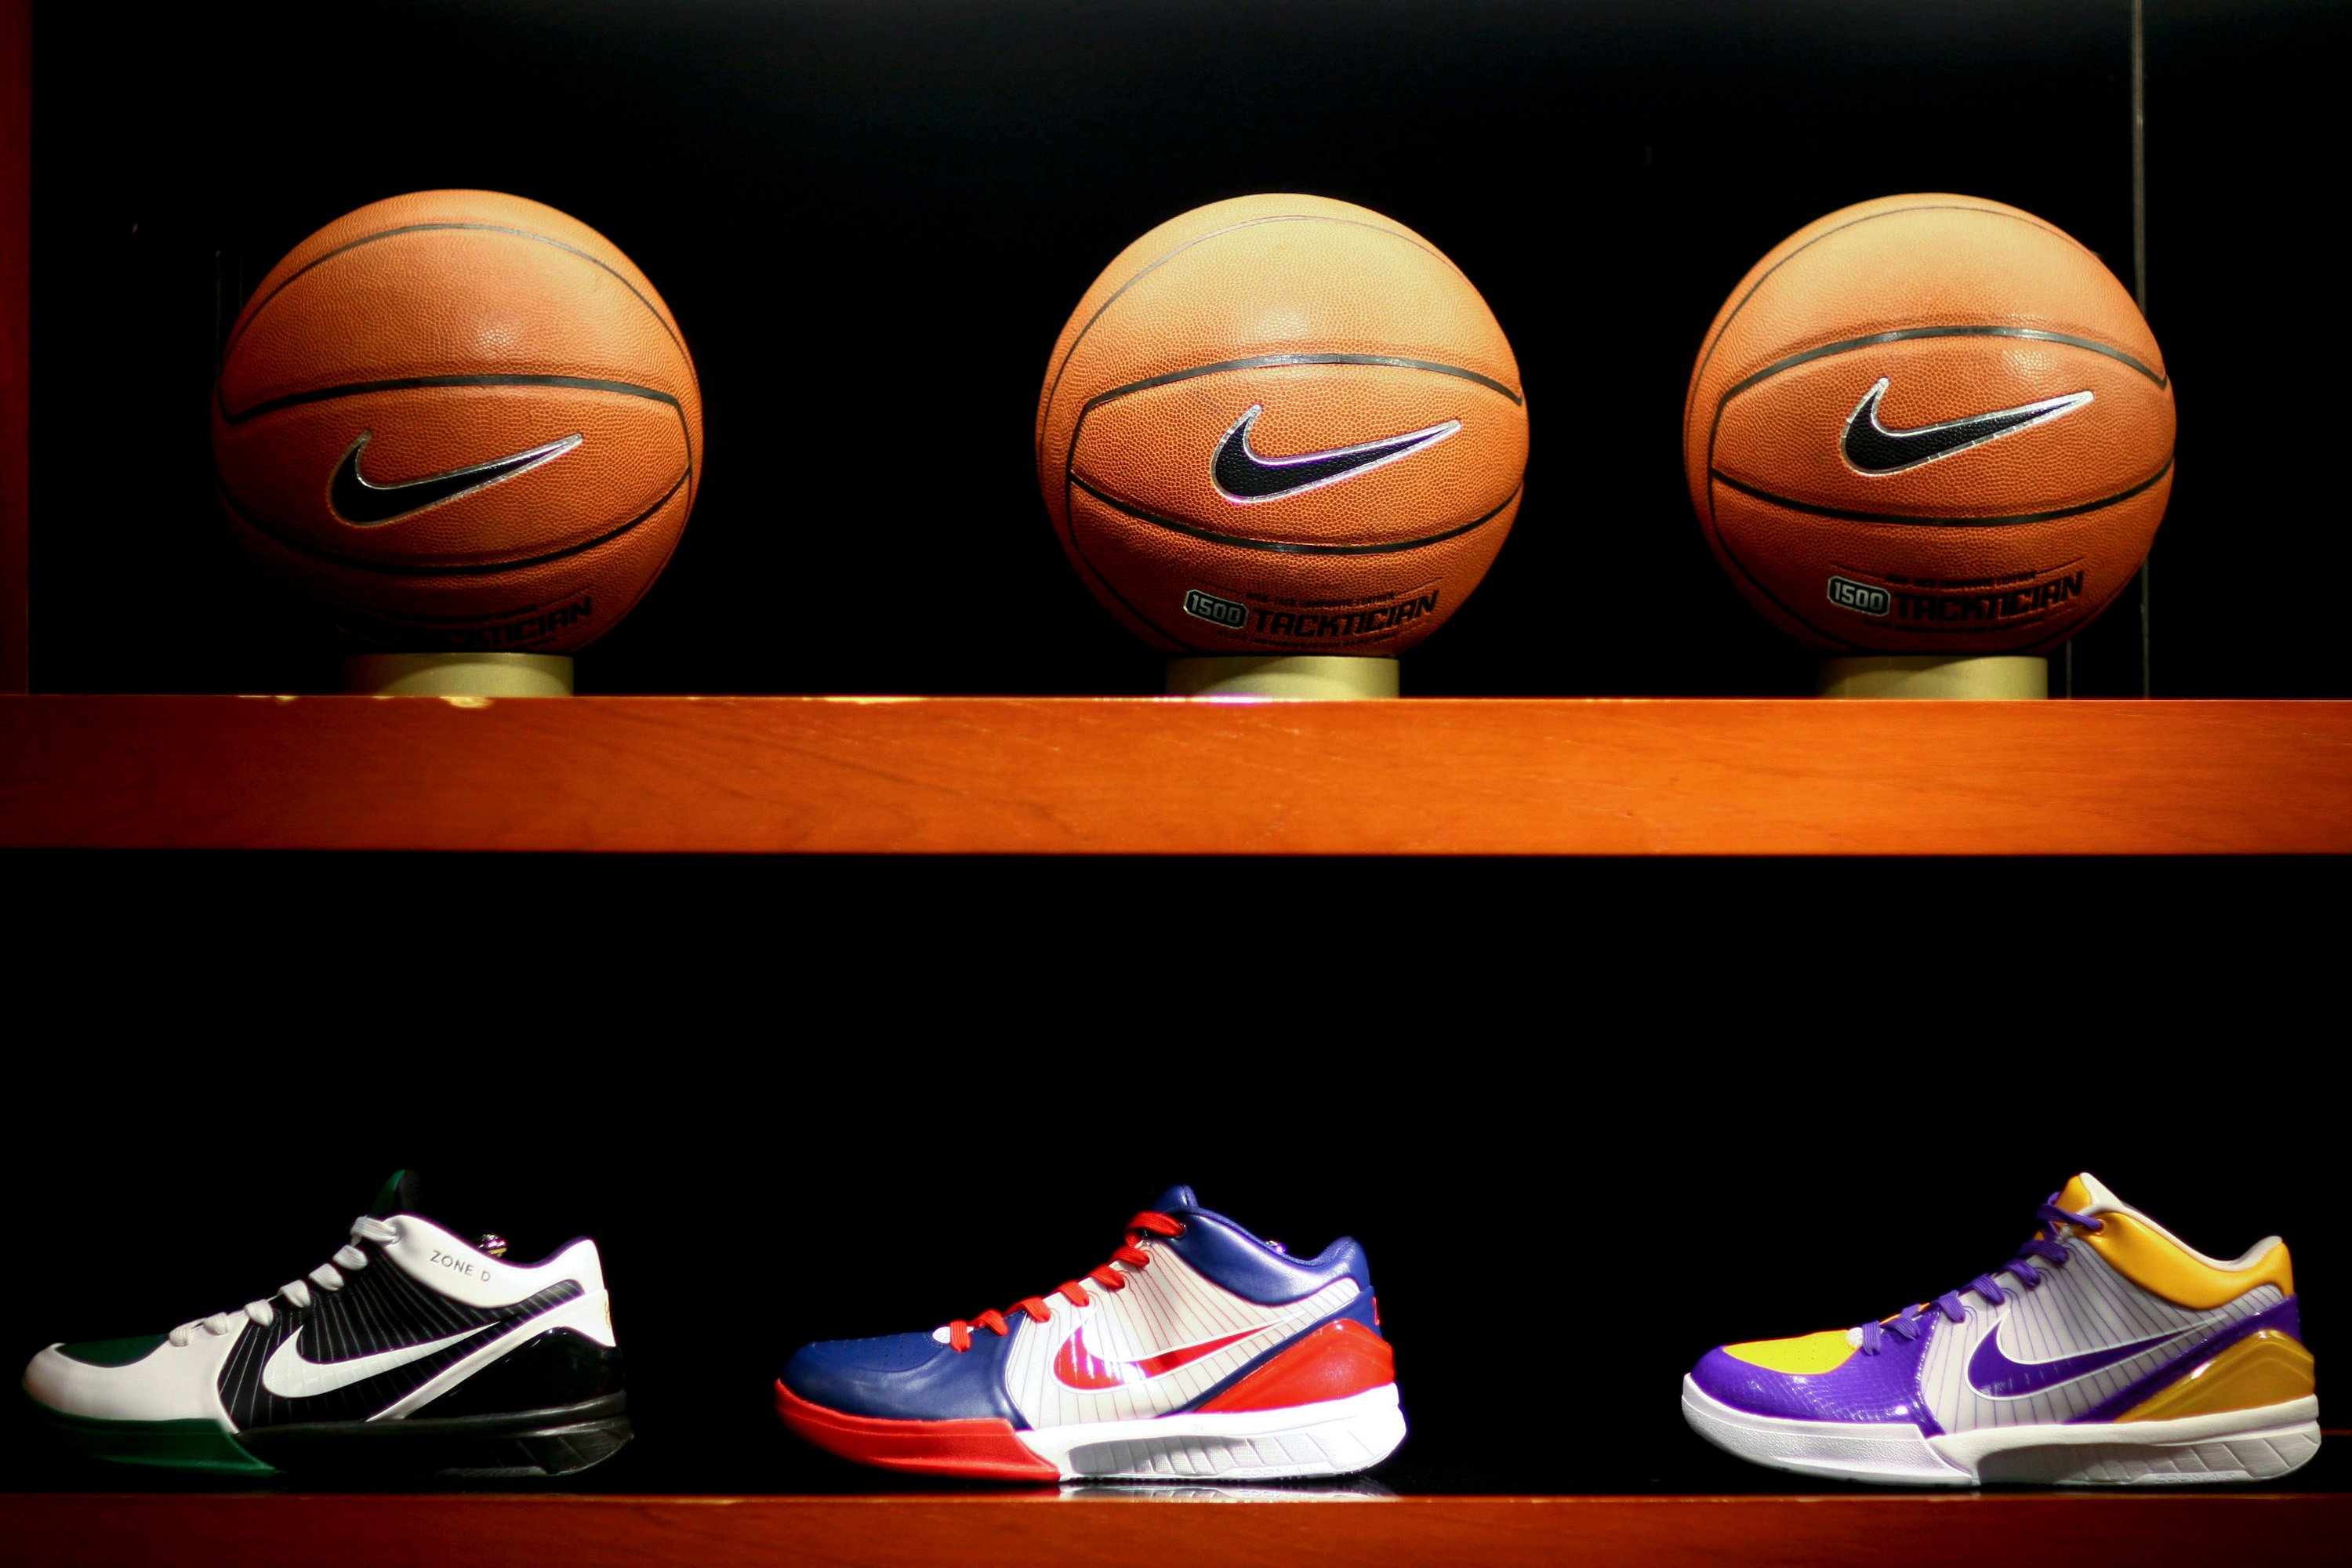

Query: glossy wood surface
left=0, top=0, right=28, bottom=693
left=4, top=695, right=2350, bottom=854
left=4, top=1492, right=2345, bottom=1568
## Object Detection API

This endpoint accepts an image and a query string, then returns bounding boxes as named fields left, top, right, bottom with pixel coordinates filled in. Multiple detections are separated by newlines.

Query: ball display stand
left=343, top=652, right=575, bottom=698
left=1166, top=655, right=1399, bottom=701
left=1816, top=655, right=2048, bottom=701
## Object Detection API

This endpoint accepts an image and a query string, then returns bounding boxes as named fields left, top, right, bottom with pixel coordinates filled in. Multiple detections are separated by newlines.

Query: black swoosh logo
left=1212, top=405, right=1461, bottom=503
left=1841, top=379, right=2094, bottom=475
left=330, top=431, right=583, bottom=525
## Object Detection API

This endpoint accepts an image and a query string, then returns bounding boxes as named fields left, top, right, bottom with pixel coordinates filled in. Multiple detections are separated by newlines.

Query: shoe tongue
left=1146, top=1184, right=1200, bottom=1214
left=2056, top=1172, right=2129, bottom=1218
left=368, top=1169, right=426, bottom=1219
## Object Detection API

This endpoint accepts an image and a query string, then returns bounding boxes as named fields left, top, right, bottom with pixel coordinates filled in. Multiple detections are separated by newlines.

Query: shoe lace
left=165, top=1215, right=400, bottom=1346
left=944, top=1210, right=1185, bottom=1352
left=1857, top=1196, right=2105, bottom=1355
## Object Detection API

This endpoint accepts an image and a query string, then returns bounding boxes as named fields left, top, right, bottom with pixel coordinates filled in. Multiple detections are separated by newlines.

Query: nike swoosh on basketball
left=1051, top=1323, right=1269, bottom=1391
left=1840, top=378, right=2093, bottom=475
left=1212, top=405, right=1460, bottom=503
left=1965, top=1320, right=2203, bottom=1400
left=260, top=1323, right=495, bottom=1399
left=329, top=431, right=583, bottom=525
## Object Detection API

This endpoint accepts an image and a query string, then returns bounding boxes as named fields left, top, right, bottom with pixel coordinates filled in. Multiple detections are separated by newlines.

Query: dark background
left=2, top=849, right=2344, bottom=1494
left=9, top=0, right=2347, bottom=1501
left=24, top=0, right=2350, bottom=698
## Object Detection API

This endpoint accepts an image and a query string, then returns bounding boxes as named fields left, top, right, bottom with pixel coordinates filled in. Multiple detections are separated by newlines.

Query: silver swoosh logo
left=329, top=431, right=583, bottom=525
left=1840, top=378, right=2093, bottom=475
left=260, top=1323, right=490, bottom=1399
left=1212, top=405, right=1461, bottom=503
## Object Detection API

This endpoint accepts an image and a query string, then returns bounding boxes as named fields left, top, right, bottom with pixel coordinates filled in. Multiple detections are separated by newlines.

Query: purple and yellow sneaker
left=1682, top=1174, right=2319, bottom=1485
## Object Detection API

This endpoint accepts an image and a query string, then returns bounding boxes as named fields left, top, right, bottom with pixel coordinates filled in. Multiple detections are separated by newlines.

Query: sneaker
left=21, top=1171, right=630, bottom=1478
left=1682, top=1173, right=2320, bottom=1485
left=775, top=1185, right=1403, bottom=1482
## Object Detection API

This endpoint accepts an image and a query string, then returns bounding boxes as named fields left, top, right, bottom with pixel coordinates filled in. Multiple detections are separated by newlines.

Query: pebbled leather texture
left=1033, top=192, right=1526, bottom=658
left=1690, top=1318, right=1944, bottom=1434
left=779, top=1326, right=1025, bottom=1425
left=1679, top=193, right=2172, bottom=655
left=210, top=189, right=702, bottom=655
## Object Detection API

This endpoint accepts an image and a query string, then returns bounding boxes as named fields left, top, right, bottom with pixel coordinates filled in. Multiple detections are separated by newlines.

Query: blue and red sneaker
left=774, top=1185, right=1403, bottom=1482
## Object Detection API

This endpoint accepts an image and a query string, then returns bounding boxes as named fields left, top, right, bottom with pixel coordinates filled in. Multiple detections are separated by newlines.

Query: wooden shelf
left=4, top=695, right=2349, bottom=855
left=4, top=1491, right=2345, bottom=1568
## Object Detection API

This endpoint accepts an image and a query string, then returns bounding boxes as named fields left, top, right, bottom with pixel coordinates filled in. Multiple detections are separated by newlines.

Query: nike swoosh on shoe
left=260, top=1323, right=499, bottom=1399
left=1965, top=1321, right=2206, bottom=1400
left=1052, top=1323, right=1272, bottom=1392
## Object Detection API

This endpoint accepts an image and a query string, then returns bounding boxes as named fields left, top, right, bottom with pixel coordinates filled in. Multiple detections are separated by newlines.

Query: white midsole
left=1682, top=1375, right=2322, bottom=1486
left=1018, top=1385, right=1405, bottom=1482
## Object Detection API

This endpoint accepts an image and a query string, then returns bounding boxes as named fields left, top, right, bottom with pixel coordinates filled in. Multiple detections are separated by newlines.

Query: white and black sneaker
left=20, top=1171, right=629, bottom=1478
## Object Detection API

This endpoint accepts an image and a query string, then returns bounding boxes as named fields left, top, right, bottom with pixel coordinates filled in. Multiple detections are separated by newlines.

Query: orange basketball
left=1036, top=194, right=1526, bottom=656
left=1683, top=194, right=2172, bottom=654
left=212, top=191, right=702, bottom=654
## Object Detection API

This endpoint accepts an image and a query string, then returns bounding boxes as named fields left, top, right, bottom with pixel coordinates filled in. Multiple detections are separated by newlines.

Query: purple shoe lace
left=1857, top=1196, right=2107, bottom=1355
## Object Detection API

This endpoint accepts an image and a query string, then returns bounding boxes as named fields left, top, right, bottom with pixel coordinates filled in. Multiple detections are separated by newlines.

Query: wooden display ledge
left=4, top=1491, right=2345, bottom=1568
left=2, top=695, right=2349, bottom=855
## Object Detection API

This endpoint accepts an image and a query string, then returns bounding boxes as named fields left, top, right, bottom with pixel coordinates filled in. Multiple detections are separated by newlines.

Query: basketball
left=1682, top=194, right=2172, bottom=654
left=1036, top=194, right=1526, bottom=658
left=211, top=191, right=702, bottom=654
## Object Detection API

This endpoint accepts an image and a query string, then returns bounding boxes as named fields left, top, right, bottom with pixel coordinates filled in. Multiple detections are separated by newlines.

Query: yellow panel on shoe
left=1722, top=1330, right=1855, bottom=1375
left=2053, top=1174, right=2098, bottom=1218
left=2079, top=1214, right=2294, bottom=1309
left=1686, top=1176, right=2322, bottom=1487
left=2116, top=1332, right=2318, bottom=1423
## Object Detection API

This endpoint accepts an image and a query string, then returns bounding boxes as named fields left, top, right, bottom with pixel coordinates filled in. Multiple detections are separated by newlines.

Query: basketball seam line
left=1078, top=353, right=1523, bottom=417
left=1828, top=551, right=2089, bottom=575
left=1038, top=211, right=1498, bottom=650
left=1682, top=201, right=2100, bottom=459
left=1035, top=212, right=1481, bottom=478
left=1058, top=350, right=1517, bottom=637
left=1715, top=325, right=2169, bottom=416
left=216, top=372, right=699, bottom=517
left=218, top=371, right=681, bottom=425
left=318, top=540, right=678, bottom=631
left=1071, top=474, right=1521, bottom=557
left=216, top=466, right=691, bottom=578
left=1073, top=545, right=1203, bottom=653
left=1693, top=205, right=2124, bottom=648
left=223, top=220, right=695, bottom=379
left=1709, top=455, right=2173, bottom=527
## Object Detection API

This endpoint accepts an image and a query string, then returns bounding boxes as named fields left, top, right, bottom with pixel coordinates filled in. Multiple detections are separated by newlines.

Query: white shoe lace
left=166, top=1215, right=401, bottom=1346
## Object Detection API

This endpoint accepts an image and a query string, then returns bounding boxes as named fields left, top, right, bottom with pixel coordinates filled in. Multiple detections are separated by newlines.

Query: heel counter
left=1197, top=1320, right=1395, bottom=1414
left=2117, top=1329, right=2315, bottom=1422
left=556, top=1236, right=608, bottom=1294
left=552, top=1238, right=615, bottom=1347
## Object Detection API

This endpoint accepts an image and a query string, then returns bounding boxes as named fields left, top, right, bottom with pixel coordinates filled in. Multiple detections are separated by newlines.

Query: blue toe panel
left=779, top=1325, right=1024, bottom=1424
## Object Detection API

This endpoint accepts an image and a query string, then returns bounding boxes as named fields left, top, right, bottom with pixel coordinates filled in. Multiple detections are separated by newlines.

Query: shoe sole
left=777, top=1380, right=1405, bottom=1483
left=1681, top=1376, right=2321, bottom=1486
left=32, top=1391, right=631, bottom=1479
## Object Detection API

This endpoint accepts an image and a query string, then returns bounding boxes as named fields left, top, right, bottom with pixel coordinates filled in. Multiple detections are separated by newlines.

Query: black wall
left=27, top=0, right=2347, bottom=698
left=11, top=2, right=2345, bottom=1497
left=2, top=850, right=2343, bottom=1494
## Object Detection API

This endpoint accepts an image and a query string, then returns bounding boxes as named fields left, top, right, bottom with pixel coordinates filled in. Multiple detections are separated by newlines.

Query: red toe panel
left=774, top=1381, right=1058, bottom=1482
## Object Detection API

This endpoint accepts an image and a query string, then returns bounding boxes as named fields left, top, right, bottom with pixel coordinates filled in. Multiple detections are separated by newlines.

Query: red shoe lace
left=945, top=1210, right=1185, bottom=1352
